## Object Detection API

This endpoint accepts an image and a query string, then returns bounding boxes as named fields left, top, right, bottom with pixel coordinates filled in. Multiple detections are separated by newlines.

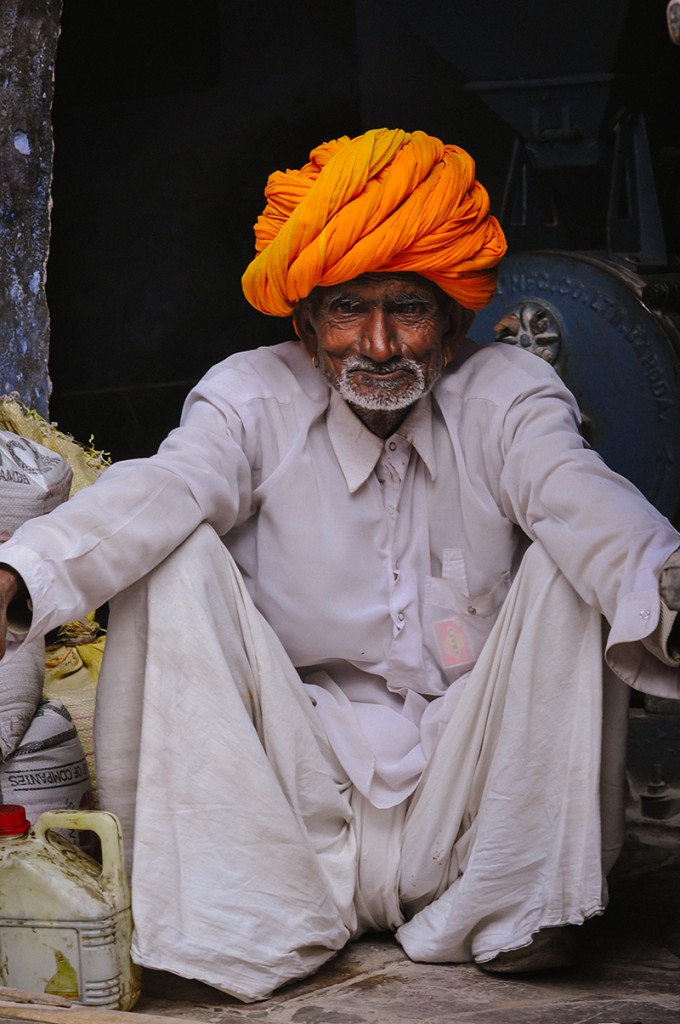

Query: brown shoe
left=478, top=926, right=577, bottom=974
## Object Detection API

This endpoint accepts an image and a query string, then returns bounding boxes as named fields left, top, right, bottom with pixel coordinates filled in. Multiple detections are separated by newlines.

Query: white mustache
left=343, top=356, right=422, bottom=377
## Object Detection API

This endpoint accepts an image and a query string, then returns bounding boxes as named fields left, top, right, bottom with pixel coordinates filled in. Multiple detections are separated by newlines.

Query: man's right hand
left=0, top=566, right=25, bottom=660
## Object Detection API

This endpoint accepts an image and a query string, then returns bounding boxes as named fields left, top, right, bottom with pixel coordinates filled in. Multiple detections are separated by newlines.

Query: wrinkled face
left=296, top=273, right=472, bottom=417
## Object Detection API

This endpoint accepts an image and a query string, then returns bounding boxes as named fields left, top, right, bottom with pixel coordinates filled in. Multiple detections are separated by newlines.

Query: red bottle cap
left=0, top=805, right=30, bottom=836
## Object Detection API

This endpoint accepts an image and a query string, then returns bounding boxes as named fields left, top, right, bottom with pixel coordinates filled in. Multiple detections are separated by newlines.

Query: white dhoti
left=94, top=524, right=625, bottom=1001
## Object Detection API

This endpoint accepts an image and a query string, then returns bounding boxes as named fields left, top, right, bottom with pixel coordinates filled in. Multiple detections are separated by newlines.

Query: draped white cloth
left=95, top=524, right=617, bottom=1002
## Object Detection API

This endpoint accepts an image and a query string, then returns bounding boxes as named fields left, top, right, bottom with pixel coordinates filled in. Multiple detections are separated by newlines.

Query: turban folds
left=241, top=128, right=507, bottom=316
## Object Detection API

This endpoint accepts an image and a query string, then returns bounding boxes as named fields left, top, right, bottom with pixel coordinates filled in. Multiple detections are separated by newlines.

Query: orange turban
left=241, top=128, right=507, bottom=316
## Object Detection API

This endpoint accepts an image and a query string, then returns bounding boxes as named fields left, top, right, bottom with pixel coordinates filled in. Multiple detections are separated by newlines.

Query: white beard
left=324, top=354, right=443, bottom=411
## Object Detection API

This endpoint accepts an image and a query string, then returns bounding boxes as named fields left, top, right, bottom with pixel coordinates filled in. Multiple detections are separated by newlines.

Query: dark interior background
left=46, top=0, right=680, bottom=461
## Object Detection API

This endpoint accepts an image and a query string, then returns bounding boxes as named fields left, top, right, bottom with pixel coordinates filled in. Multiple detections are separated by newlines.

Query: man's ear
left=293, top=300, right=318, bottom=358
left=441, top=302, right=474, bottom=365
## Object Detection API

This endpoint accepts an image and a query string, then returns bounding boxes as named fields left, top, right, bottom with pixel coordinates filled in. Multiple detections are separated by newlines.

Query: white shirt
left=2, top=340, right=679, bottom=806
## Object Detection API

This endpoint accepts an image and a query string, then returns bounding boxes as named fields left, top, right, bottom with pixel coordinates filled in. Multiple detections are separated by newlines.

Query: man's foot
left=478, top=926, right=577, bottom=974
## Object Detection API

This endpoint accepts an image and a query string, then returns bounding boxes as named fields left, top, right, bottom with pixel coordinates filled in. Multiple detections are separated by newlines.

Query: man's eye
left=394, top=301, right=425, bottom=315
left=331, top=299, right=361, bottom=314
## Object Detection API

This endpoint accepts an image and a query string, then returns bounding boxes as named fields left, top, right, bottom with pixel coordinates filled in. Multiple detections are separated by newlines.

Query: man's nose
left=360, top=308, right=399, bottom=361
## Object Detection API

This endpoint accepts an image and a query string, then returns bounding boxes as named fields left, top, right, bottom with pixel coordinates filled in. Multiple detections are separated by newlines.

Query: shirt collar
left=326, top=388, right=437, bottom=493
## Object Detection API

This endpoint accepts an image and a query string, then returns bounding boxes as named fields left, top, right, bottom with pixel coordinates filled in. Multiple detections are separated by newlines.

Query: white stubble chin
left=324, top=354, right=443, bottom=411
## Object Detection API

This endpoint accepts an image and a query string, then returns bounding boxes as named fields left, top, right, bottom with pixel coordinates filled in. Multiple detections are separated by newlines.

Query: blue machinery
left=470, top=251, right=680, bottom=523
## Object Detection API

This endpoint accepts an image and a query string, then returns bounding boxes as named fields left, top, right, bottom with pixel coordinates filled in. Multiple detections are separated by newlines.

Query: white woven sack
left=0, top=431, right=72, bottom=540
left=0, top=698, right=94, bottom=847
left=0, top=431, right=72, bottom=759
left=0, top=637, right=46, bottom=762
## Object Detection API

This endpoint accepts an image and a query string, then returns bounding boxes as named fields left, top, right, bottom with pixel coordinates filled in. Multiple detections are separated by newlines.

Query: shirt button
left=639, top=609, right=651, bottom=620
left=468, top=605, right=477, bottom=615
left=397, top=611, right=405, bottom=621
left=388, top=441, right=397, bottom=451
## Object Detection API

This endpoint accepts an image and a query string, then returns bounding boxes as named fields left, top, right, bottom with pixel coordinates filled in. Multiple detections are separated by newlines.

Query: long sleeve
left=0, top=387, right=253, bottom=646
left=486, top=347, right=680, bottom=694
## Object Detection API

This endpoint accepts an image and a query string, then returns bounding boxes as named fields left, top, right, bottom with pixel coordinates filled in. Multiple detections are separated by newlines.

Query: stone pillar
left=0, top=0, right=62, bottom=418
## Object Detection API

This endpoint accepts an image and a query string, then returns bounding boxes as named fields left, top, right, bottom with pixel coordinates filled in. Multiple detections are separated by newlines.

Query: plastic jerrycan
left=0, top=805, right=142, bottom=1010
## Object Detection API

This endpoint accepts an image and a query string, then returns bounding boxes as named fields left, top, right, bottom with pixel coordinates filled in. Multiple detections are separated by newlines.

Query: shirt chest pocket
left=424, top=549, right=511, bottom=678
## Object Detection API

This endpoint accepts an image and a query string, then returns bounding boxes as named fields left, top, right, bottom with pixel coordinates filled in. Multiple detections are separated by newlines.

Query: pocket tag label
left=433, top=617, right=473, bottom=668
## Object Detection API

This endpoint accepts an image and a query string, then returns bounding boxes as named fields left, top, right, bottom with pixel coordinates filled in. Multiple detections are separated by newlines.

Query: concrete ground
left=135, top=819, right=680, bottom=1024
